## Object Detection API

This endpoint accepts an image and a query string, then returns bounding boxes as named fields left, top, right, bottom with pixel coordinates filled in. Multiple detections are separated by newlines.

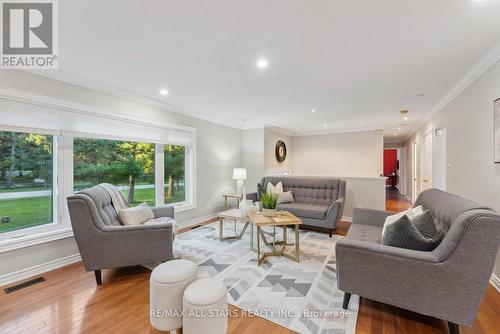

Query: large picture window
left=0, top=131, right=54, bottom=234
left=164, top=145, right=185, bottom=204
left=73, top=138, right=155, bottom=207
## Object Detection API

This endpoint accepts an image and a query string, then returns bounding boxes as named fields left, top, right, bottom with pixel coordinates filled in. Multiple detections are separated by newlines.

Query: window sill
left=174, top=202, right=196, bottom=213
left=0, top=227, right=74, bottom=253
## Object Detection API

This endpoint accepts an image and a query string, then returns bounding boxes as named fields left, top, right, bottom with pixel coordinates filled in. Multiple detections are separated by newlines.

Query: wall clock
left=275, top=140, right=287, bottom=163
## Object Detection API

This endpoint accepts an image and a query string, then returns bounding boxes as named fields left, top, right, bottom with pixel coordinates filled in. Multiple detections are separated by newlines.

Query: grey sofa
left=248, top=176, right=346, bottom=237
left=67, top=185, right=175, bottom=285
left=336, top=188, right=500, bottom=334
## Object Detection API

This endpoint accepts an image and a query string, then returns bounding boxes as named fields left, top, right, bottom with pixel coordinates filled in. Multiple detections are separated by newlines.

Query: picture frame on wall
left=495, top=98, right=500, bottom=163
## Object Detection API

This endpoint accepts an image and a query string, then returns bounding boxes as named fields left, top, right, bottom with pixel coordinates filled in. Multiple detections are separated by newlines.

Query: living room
left=0, top=1, right=499, bottom=334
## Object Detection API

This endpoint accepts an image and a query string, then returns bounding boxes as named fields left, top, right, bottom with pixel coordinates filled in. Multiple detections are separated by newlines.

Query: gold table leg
left=219, top=219, right=250, bottom=241
left=256, top=224, right=300, bottom=265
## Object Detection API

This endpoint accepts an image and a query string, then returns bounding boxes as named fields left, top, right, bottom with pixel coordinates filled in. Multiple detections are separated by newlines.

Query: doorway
left=420, top=129, right=434, bottom=193
left=412, top=142, right=417, bottom=202
left=434, top=128, right=447, bottom=191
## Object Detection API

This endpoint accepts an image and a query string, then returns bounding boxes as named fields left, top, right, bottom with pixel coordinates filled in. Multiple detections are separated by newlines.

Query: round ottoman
left=150, top=259, right=197, bottom=332
left=183, top=278, right=228, bottom=334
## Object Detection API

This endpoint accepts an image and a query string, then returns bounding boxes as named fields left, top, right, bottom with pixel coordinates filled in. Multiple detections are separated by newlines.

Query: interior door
left=420, top=130, right=434, bottom=193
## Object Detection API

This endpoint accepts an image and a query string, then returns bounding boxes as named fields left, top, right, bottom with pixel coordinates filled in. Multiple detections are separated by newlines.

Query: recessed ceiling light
left=398, top=127, right=401, bottom=130
left=404, top=117, right=409, bottom=121
left=296, top=127, right=300, bottom=131
left=323, top=124, right=328, bottom=128
left=159, top=89, right=169, bottom=96
left=311, top=109, right=316, bottom=113
left=256, top=59, right=268, bottom=68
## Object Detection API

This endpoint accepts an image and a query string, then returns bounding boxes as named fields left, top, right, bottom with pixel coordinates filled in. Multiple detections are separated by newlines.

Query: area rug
left=172, top=221, right=359, bottom=334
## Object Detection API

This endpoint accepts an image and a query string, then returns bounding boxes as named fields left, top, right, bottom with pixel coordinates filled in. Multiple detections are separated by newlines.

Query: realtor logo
left=1, top=0, right=58, bottom=68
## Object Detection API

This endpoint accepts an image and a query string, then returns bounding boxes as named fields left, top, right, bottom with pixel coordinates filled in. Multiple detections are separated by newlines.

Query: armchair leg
left=342, top=292, right=351, bottom=310
left=329, top=229, right=333, bottom=238
left=94, top=270, right=102, bottom=285
left=447, top=322, right=459, bottom=334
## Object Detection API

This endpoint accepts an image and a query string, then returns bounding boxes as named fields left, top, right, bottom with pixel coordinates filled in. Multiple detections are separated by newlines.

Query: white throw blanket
left=98, top=183, right=129, bottom=211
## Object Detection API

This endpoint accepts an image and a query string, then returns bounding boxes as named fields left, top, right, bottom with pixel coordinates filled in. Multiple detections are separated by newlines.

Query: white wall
left=264, top=127, right=292, bottom=173
left=0, top=71, right=242, bottom=282
left=291, top=130, right=384, bottom=177
left=242, top=128, right=265, bottom=193
left=404, top=59, right=500, bottom=281
left=290, top=130, right=386, bottom=218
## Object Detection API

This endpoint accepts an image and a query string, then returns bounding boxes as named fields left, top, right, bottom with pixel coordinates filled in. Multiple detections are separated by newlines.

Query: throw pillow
left=412, top=210, right=439, bottom=239
left=277, top=191, right=295, bottom=204
left=382, top=214, right=441, bottom=251
left=118, top=202, right=154, bottom=226
left=381, top=205, right=424, bottom=237
left=266, top=181, right=283, bottom=195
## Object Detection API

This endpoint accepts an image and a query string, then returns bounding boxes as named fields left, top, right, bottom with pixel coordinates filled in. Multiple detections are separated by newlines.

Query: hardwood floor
left=1, top=191, right=499, bottom=334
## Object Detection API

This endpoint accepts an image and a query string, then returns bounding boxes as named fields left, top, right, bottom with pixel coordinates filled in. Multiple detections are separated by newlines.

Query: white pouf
left=183, top=278, right=228, bottom=334
left=150, top=259, right=197, bottom=332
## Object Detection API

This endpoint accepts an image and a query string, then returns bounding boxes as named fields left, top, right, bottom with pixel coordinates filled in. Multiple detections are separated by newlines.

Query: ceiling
left=41, top=0, right=500, bottom=141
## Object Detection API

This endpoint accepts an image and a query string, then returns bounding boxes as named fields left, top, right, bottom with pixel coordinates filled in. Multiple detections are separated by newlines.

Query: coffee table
left=248, top=211, right=302, bottom=265
left=217, top=209, right=251, bottom=241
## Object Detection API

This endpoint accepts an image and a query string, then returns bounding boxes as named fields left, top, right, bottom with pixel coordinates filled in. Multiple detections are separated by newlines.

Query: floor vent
left=4, top=276, right=46, bottom=294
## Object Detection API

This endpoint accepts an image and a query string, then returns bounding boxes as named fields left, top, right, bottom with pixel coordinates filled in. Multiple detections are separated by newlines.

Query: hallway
left=386, top=187, right=412, bottom=212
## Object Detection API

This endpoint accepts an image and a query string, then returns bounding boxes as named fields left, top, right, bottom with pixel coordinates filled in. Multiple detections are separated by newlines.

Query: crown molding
left=403, top=39, right=500, bottom=142
left=292, top=128, right=383, bottom=138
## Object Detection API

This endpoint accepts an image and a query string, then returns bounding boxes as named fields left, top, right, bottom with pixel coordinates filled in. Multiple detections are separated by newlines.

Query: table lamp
left=233, top=168, right=247, bottom=194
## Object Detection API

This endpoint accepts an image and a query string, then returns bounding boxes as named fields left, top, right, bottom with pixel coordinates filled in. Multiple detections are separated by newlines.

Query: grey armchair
left=67, top=185, right=175, bottom=285
left=336, top=189, right=500, bottom=334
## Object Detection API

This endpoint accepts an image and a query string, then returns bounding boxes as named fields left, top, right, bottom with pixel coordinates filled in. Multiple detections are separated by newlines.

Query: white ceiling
left=43, top=0, right=500, bottom=141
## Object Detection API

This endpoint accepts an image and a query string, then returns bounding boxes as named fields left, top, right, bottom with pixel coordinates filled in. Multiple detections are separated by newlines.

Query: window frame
left=0, top=129, right=196, bottom=252
left=0, top=127, right=65, bottom=247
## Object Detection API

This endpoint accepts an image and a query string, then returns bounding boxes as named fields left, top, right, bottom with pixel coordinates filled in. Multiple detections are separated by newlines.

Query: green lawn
left=0, top=187, right=185, bottom=233
left=0, top=196, right=52, bottom=233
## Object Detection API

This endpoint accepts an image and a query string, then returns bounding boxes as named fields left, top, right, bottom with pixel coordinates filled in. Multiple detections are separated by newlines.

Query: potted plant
left=260, top=192, right=278, bottom=217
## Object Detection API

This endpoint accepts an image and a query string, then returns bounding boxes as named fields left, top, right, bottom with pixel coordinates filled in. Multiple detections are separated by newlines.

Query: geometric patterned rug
left=172, top=221, right=359, bottom=334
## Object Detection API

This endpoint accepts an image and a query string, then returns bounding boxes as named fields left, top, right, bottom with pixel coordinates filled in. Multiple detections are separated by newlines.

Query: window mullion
left=155, top=144, right=165, bottom=206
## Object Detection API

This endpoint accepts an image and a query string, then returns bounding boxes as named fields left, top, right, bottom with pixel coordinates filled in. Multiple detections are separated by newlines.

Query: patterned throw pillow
left=267, top=181, right=283, bottom=195
left=382, top=214, right=441, bottom=251
left=412, top=210, right=439, bottom=239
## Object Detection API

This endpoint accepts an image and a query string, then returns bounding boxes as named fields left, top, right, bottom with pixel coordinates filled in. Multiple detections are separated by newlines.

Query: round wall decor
left=275, top=140, right=287, bottom=163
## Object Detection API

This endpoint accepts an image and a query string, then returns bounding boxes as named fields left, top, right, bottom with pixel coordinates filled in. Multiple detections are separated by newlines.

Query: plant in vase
left=260, top=192, right=278, bottom=217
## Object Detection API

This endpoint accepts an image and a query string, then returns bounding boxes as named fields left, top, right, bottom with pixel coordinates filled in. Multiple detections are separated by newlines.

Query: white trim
left=341, top=216, right=352, bottom=223
left=0, top=253, right=81, bottom=287
left=490, top=274, right=500, bottom=293
left=404, top=40, right=500, bottom=142
left=0, top=227, right=73, bottom=253
left=176, top=213, right=218, bottom=229
left=0, top=88, right=196, bottom=134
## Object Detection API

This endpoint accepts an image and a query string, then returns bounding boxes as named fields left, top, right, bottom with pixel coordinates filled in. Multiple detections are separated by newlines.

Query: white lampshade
left=232, top=168, right=247, bottom=180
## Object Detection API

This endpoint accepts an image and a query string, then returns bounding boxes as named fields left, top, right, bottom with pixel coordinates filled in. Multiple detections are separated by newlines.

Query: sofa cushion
left=144, top=216, right=178, bottom=234
left=277, top=202, right=329, bottom=220
left=347, top=224, right=382, bottom=244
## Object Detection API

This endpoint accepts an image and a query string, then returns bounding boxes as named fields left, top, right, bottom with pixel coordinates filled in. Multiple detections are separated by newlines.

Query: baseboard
left=490, top=274, right=500, bottom=293
left=341, top=216, right=353, bottom=223
left=176, top=213, right=218, bottom=229
left=0, top=253, right=82, bottom=287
